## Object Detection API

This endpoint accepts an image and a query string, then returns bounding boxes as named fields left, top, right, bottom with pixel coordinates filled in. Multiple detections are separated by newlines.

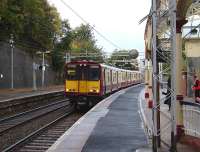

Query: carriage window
left=66, top=69, right=78, bottom=80
left=81, top=67, right=88, bottom=80
left=66, top=64, right=100, bottom=80
left=67, top=70, right=75, bottom=75
left=88, top=66, right=100, bottom=81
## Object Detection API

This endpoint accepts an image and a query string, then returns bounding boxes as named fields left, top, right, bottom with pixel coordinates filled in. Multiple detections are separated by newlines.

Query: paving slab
left=139, top=88, right=199, bottom=152
left=48, top=84, right=151, bottom=152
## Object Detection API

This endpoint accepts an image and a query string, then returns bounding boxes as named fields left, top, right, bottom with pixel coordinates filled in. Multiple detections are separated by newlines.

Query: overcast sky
left=48, top=0, right=151, bottom=58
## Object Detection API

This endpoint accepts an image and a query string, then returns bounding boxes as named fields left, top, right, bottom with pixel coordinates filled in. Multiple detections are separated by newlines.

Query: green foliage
left=51, top=23, right=105, bottom=82
left=109, top=49, right=139, bottom=70
left=0, top=0, right=106, bottom=83
left=0, top=0, right=61, bottom=51
left=70, top=24, right=104, bottom=62
left=52, top=20, right=72, bottom=72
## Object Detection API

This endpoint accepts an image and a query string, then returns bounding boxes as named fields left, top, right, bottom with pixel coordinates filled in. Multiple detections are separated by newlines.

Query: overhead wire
left=60, top=0, right=122, bottom=50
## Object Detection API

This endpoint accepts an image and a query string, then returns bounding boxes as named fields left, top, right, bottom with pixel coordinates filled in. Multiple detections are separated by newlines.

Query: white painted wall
left=185, top=39, right=200, bottom=57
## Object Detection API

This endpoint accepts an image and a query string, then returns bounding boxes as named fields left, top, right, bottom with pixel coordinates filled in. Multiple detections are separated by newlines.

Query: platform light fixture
left=36, top=51, right=51, bottom=88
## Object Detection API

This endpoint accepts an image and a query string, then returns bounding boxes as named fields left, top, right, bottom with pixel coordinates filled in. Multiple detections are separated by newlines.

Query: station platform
left=0, top=85, right=64, bottom=102
left=139, top=88, right=198, bottom=152
left=47, top=84, right=151, bottom=152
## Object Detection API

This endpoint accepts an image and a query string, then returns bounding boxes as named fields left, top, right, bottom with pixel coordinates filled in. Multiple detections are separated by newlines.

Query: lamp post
left=9, top=34, right=14, bottom=89
left=36, top=51, right=50, bottom=88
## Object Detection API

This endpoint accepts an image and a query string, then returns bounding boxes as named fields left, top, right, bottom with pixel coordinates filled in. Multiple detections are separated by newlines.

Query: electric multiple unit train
left=64, top=61, right=142, bottom=107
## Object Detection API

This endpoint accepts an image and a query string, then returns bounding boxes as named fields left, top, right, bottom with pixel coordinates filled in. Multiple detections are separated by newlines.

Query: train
left=64, top=60, right=142, bottom=107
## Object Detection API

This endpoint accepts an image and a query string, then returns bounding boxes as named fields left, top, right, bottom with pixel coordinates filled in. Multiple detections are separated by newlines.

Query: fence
left=182, top=100, right=200, bottom=138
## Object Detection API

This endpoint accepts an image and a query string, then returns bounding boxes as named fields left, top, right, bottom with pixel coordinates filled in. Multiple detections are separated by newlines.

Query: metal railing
left=182, top=100, right=200, bottom=138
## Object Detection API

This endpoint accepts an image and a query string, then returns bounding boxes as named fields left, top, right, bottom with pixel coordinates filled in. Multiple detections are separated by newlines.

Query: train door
left=117, top=71, right=118, bottom=89
left=78, top=65, right=88, bottom=93
left=109, top=70, right=113, bottom=92
left=65, top=64, right=79, bottom=93
left=105, top=68, right=111, bottom=93
left=104, top=68, right=106, bottom=94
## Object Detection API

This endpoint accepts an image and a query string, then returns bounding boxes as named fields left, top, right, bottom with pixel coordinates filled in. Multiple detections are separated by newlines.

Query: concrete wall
left=0, top=42, right=57, bottom=89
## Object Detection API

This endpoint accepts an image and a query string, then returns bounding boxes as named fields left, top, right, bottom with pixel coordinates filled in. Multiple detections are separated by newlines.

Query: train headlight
left=89, top=89, right=99, bottom=93
left=66, top=89, right=69, bottom=92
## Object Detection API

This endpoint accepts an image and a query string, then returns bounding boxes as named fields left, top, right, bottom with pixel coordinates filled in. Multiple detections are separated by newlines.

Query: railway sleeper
left=22, top=145, right=50, bottom=150
left=26, top=143, right=53, bottom=146
left=28, top=140, right=55, bottom=144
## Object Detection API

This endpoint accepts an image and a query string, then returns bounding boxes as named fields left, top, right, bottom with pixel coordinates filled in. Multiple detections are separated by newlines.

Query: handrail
left=181, top=100, right=200, bottom=108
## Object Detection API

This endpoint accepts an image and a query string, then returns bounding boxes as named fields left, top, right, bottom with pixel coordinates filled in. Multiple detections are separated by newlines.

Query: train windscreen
left=66, top=64, right=100, bottom=80
left=88, top=65, right=100, bottom=81
left=66, top=64, right=78, bottom=80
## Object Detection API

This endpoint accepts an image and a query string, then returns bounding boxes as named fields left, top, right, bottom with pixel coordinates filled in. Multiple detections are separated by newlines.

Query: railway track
left=3, top=111, right=84, bottom=152
left=0, top=91, right=65, bottom=120
left=0, top=99, right=72, bottom=151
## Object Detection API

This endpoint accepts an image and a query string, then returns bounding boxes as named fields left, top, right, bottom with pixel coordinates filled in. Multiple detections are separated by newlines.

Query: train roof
left=66, top=60, right=99, bottom=65
left=101, top=64, right=141, bottom=73
left=65, top=60, right=140, bottom=73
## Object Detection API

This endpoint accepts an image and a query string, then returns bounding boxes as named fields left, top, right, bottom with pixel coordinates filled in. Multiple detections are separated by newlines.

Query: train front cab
left=65, top=62, right=102, bottom=106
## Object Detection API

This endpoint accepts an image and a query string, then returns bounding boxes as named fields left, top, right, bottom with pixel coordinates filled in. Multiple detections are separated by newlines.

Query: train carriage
left=64, top=61, right=142, bottom=107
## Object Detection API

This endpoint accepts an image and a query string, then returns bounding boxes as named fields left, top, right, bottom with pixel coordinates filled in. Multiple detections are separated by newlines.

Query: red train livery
left=64, top=61, right=142, bottom=106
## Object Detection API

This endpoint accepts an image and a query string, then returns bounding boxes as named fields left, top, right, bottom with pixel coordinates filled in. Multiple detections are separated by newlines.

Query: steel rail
left=0, top=99, right=70, bottom=134
left=2, top=103, right=75, bottom=152
left=0, top=91, right=65, bottom=120
left=0, top=99, right=69, bottom=123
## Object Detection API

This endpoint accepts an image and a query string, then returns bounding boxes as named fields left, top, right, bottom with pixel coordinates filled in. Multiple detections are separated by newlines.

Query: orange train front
left=64, top=61, right=142, bottom=107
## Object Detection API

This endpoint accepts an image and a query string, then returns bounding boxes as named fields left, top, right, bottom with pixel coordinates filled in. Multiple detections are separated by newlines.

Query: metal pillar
left=169, top=0, right=177, bottom=151
left=156, top=62, right=161, bottom=148
left=150, top=0, right=177, bottom=151
left=152, top=0, right=158, bottom=151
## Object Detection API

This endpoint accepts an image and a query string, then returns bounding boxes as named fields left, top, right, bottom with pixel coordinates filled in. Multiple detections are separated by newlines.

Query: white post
left=42, top=52, right=45, bottom=88
left=11, top=43, right=14, bottom=89
left=65, top=52, right=71, bottom=63
left=10, top=34, right=14, bottom=90
left=33, top=62, right=37, bottom=91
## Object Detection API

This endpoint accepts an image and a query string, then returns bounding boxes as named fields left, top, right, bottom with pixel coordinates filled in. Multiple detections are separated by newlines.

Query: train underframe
left=68, top=95, right=103, bottom=109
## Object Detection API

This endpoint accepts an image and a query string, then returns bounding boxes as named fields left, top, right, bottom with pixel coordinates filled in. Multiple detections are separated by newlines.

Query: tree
left=21, top=0, right=61, bottom=51
left=70, top=24, right=104, bottom=62
left=109, top=49, right=139, bottom=70
left=51, top=20, right=72, bottom=83
left=0, top=0, right=61, bottom=53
